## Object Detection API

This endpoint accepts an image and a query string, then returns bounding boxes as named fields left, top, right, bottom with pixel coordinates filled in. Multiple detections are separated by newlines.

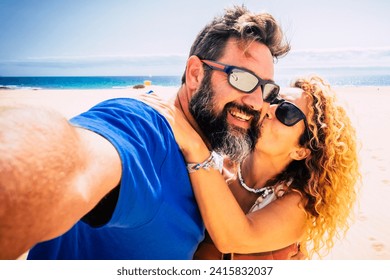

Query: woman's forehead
left=279, top=87, right=309, bottom=114
left=279, top=87, right=304, bottom=101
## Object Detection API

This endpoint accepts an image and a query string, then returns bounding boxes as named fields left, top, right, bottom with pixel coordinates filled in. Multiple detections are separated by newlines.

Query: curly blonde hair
left=275, top=76, right=360, bottom=258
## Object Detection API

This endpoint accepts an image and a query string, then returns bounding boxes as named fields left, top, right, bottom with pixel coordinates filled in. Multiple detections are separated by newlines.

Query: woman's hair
left=275, top=76, right=360, bottom=258
left=181, top=5, right=290, bottom=83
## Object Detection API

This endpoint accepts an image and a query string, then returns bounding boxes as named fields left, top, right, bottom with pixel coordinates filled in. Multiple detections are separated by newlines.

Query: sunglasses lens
left=228, top=69, right=279, bottom=103
left=263, top=84, right=280, bottom=103
left=229, top=70, right=258, bottom=93
left=276, top=102, right=304, bottom=126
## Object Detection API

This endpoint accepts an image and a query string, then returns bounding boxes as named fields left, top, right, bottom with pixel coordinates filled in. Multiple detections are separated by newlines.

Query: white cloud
left=0, top=54, right=188, bottom=76
left=277, top=47, right=390, bottom=68
left=1, top=48, right=390, bottom=76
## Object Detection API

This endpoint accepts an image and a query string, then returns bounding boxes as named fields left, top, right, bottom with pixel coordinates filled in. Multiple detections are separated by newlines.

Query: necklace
left=237, top=163, right=273, bottom=198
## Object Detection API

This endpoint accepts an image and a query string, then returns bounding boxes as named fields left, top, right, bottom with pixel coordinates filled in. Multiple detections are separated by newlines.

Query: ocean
left=0, top=76, right=181, bottom=90
left=1, top=67, right=389, bottom=90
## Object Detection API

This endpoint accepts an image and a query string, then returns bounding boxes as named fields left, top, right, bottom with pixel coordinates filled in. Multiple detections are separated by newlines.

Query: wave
left=0, top=85, right=42, bottom=90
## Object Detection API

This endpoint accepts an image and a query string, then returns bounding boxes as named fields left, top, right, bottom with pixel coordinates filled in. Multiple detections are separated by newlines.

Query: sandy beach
left=1, top=85, right=389, bottom=260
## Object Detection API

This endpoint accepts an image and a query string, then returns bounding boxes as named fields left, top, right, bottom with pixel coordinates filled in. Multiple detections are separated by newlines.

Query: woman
left=141, top=75, right=360, bottom=259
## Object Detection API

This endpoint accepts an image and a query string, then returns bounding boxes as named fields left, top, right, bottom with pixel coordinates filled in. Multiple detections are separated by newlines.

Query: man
left=0, top=5, right=289, bottom=259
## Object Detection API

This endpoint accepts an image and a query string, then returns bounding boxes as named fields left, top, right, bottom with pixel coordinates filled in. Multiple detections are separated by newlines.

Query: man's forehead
left=223, top=38, right=274, bottom=78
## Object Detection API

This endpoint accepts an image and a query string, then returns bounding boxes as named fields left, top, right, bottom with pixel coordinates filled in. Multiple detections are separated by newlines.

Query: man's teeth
left=229, top=109, right=251, bottom=121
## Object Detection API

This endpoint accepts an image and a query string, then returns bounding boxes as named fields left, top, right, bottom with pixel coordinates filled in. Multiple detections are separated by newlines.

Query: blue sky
left=1, top=0, right=389, bottom=76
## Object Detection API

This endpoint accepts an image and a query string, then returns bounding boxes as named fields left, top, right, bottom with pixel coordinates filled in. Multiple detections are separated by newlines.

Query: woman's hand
left=136, top=93, right=209, bottom=161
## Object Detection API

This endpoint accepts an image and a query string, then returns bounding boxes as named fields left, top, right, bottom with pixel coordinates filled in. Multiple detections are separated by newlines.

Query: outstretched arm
left=139, top=94, right=306, bottom=254
left=0, top=106, right=121, bottom=259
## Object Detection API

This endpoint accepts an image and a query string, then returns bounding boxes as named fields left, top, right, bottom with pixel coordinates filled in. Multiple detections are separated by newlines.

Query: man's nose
left=240, top=87, right=263, bottom=112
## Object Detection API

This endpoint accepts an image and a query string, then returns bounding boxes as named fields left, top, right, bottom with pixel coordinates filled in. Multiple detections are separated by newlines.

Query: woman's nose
left=264, top=105, right=277, bottom=120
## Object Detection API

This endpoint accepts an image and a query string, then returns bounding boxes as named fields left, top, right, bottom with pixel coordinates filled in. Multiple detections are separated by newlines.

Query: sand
left=1, top=85, right=389, bottom=260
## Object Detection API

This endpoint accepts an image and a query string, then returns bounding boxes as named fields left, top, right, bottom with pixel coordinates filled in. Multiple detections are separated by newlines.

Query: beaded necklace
left=237, top=163, right=273, bottom=198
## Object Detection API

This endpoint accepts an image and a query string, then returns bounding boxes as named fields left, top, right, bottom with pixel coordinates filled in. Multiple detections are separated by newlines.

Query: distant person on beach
left=142, top=75, right=360, bottom=259
left=0, top=5, right=290, bottom=259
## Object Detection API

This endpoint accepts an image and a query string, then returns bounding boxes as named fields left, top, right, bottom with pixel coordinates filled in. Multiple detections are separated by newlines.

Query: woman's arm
left=0, top=106, right=121, bottom=259
left=187, top=152, right=306, bottom=253
left=139, top=94, right=306, bottom=254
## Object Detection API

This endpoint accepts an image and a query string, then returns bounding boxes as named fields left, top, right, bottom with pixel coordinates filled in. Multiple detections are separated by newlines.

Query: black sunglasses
left=272, top=98, right=311, bottom=141
left=201, top=59, right=280, bottom=103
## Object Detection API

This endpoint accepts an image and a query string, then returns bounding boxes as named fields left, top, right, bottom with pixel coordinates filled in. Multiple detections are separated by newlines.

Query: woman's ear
left=185, top=55, right=204, bottom=91
left=290, top=147, right=311, bottom=161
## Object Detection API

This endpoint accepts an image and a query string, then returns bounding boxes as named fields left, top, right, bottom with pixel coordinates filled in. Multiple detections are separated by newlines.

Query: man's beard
left=189, top=72, right=261, bottom=163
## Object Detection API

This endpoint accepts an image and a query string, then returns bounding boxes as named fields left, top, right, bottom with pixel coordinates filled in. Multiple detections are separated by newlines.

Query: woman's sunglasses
left=201, top=59, right=280, bottom=103
left=272, top=98, right=311, bottom=141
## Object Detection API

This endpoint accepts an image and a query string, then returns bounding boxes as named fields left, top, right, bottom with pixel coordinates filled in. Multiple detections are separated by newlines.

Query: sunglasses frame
left=201, top=59, right=280, bottom=103
left=273, top=98, right=311, bottom=142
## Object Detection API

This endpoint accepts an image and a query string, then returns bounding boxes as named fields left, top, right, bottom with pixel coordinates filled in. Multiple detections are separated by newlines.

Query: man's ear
left=290, top=147, right=311, bottom=161
left=185, top=55, right=204, bottom=91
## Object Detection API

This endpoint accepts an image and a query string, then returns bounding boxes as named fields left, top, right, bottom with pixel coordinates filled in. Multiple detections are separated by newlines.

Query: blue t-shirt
left=27, top=98, right=204, bottom=260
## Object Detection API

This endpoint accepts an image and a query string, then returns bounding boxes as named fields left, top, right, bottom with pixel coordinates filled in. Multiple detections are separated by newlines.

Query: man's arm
left=0, top=106, right=121, bottom=259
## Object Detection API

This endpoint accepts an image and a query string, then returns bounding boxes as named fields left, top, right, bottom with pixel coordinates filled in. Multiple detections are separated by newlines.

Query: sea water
left=0, top=76, right=181, bottom=90
left=1, top=67, right=389, bottom=90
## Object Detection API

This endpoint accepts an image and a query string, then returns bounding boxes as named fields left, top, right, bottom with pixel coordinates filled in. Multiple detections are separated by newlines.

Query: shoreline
left=1, top=86, right=390, bottom=259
